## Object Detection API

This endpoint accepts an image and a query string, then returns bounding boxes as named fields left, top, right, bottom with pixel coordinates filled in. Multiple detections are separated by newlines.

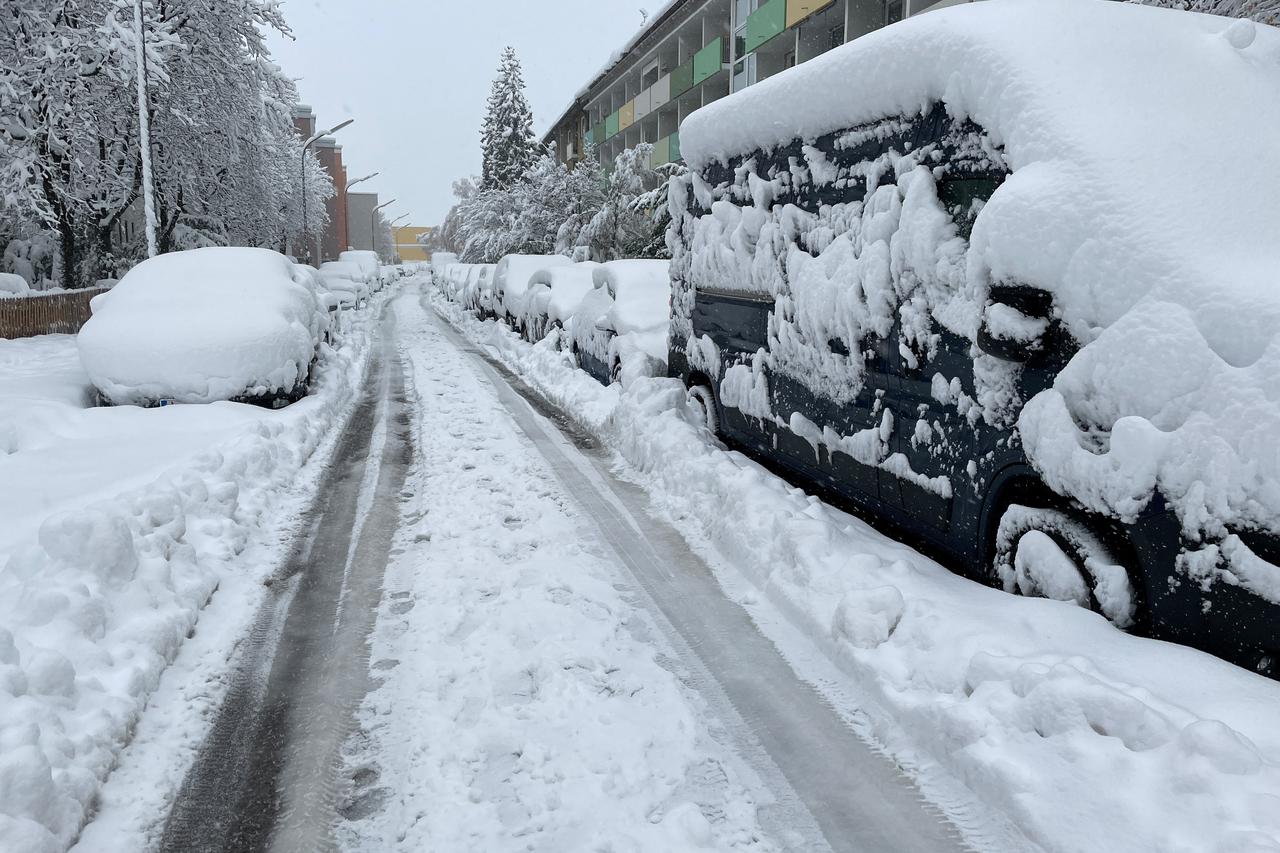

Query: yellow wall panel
left=619, top=100, right=636, bottom=131
left=786, top=0, right=835, bottom=28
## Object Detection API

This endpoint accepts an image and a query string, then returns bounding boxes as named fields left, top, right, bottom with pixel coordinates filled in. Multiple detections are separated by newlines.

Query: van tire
left=687, top=384, right=720, bottom=438
left=992, top=504, right=1137, bottom=629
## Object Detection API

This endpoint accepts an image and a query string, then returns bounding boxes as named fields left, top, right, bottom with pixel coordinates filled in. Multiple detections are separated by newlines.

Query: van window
left=937, top=176, right=1001, bottom=240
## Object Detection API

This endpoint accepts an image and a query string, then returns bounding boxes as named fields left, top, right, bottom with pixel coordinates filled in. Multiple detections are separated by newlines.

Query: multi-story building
left=395, top=227, right=432, bottom=263
left=544, top=0, right=970, bottom=168
left=293, top=105, right=350, bottom=263
left=347, top=192, right=379, bottom=252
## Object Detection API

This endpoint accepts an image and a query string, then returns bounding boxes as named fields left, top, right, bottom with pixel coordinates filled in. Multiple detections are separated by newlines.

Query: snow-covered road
left=93, top=287, right=972, bottom=852
left=337, top=292, right=969, bottom=851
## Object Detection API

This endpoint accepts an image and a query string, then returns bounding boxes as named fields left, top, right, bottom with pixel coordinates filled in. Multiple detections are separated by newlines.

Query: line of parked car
left=431, top=2, right=1280, bottom=680
left=78, top=247, right=407, bottom=409
left=434, top=252, right=673, bottom=387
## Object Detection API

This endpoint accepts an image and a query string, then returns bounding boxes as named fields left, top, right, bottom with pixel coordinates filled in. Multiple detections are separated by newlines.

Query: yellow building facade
left=395, top=226, right=432, bottom=262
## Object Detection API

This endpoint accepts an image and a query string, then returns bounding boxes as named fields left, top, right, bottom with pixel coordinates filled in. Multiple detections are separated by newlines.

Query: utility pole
left=133, top=0, right=157, bottom=258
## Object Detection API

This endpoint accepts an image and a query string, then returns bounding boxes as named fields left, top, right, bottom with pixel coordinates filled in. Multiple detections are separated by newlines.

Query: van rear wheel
left=992, top=504, right=1136, bottom=628
left=687, top=384, right=720, bottom=438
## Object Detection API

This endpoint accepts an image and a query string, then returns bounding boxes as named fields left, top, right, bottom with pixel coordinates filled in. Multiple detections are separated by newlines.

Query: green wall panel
left=605, top=111, right=620, bottom=139
left=693, top=37, right=725, bottom=85
left=745, top=0, right=787, bottom=54
left=670, top=59, right=694, bottom=99
left=670, top=131, right=681, bottom=163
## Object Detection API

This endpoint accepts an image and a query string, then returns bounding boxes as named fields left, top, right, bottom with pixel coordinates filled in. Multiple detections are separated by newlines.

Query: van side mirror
left=977, top=284, right=1054, bottom=362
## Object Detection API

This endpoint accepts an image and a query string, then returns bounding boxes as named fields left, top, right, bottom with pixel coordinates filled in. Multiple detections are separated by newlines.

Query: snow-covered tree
left=576, top=143, right=668, bottom=261
left=0, top=0, right=332, bottom=287
left=1131, top=0, right=1278, bottom=22
left=480, top=47, right=539, bottom=191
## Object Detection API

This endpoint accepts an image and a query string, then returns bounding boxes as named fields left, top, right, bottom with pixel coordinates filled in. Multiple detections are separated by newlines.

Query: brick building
left=293, top=105, right=350, bottom=264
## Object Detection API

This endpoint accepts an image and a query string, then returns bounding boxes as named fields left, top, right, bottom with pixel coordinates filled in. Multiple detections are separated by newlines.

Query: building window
left=732, top=54, right=757, bottom=91
left=785, top=50, right=796, bottom=69
left=641, top=59, right=660, bottom=89
left=830, top=24, right=845, bottom=49
left=735, top=0, right=758, bottom=26
left=886, top=0, right=904, bottom=25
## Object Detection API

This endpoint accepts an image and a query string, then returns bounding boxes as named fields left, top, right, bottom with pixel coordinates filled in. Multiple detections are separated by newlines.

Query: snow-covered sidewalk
left=340, top=292, right=783, bottom=851
left=0, top=299, right=384, bottom=853
left=431, top=289, right=1280, bottom=853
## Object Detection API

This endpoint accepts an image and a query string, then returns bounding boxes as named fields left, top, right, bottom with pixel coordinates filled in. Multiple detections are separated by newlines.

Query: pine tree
left=479, top=47, right=539, bottom=191
left=1130, top=0, right=1277, bottom=23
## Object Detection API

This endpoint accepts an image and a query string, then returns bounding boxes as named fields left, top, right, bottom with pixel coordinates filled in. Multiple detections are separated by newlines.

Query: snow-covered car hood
left=676, top=0, right=1280, bottom=539
left=78, top=247, right=325, bottom=405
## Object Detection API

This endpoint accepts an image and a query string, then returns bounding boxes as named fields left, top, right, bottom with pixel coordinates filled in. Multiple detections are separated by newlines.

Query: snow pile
left=0, top=292, right=385, bottom=853
left=492, top=254, right=571, bottom=322
left=0, top=273, right=31, bottom=298
left=676, top=0, right=1280, bottom=545
left=78, top=248, right=327, bottom=406
left=435, top=293, right=1280, bottom=853
left=429, top=252, right=458, bottom=282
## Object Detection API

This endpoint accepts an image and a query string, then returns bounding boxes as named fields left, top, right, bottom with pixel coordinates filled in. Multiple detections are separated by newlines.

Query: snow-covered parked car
left=667, top=0, right=1280, bottom=673
left=465, top=264, right=499, bottom=318
left=339, top=250, right=384, bottom=291
left=318, top=260, right=371, bottom=305
left=431, top=252, right=459, bottom=288
left=521, top=262, right=600, bottom=343
left=78, top=247, right=328, bottom=407
left=567, top=260, right=671, bottom=385
left=493, top=254, right=572, bottom=331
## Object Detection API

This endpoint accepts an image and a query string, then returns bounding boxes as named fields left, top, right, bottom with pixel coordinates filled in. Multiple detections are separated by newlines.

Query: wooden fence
left=0, top=287, right=109, bottom=339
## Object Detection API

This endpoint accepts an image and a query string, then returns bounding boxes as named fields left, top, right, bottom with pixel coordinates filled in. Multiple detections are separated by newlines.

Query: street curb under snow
left=0, top=292, right=390, bottom=853
left=431, top=289, right=1280, bottom=853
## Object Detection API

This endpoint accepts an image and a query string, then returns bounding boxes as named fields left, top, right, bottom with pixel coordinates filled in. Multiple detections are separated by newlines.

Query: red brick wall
left=316, top=145, right=349, bottom=262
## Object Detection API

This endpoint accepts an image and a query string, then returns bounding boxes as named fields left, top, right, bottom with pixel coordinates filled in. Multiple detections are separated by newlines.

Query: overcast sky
left=266, top=1, right=648, bottom=228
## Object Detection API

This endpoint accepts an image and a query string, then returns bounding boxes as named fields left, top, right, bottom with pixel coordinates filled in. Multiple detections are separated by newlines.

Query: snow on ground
left=0, top=293, right=386, bottom=853
left=339, top=292, right=778, bottom=852
left=431, top=290, right=1280, bottom=853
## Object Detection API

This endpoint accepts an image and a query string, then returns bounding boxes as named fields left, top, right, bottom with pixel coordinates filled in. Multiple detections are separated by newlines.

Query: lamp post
left=371, top=198, right=396, bottom=259
left=346, top=171, right=379, bottom=191
left=300, top=118, right=353, bottom=265
left=133, top=0, right=157, bottom=258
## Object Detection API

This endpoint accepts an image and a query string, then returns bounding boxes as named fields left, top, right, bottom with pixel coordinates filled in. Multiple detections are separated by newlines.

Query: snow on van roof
left=680, top=0, right=1280, bottom=544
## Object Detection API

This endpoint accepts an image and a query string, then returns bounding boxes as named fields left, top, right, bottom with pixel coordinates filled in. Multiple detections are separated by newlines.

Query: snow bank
left=436, top=293, right=1280, bottom=853
left=78, top=248, right=327, bottom=406
left=0, top=273, right=31, bottom=298
left=595, top=260, right=672, bottom=379
left=0, top=288, right=386, bottom=852
left=677, top=0, right=1280, bottom=543
left=493, top=254, right=572, bottom=322
left=339, top=250, right=382, bottom=288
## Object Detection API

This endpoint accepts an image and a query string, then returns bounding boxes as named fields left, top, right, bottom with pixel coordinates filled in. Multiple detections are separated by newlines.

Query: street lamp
left=371, top=198, right=396, bottom=258
left=347, top=171, right=379, bottom=191
left=300, top=117, right=353, bottom=264
left=390, top=214, right=410, bottom=227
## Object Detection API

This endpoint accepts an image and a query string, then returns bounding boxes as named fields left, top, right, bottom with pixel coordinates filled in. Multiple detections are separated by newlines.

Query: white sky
left=266, top=0, right=649, bottom=228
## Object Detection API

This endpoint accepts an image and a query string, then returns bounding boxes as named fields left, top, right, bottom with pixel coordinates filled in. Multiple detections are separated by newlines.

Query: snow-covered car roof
left=594, top=260, right=671, bottom=335
left=339, top=250, right=380, bottom=277
left=319, top=260, right=367, bottom=282
left=78, top=247, right=326, bottom=406
left=678, top=0, right=1280, bottom=538
left=495, top=254, right=573, bottom=313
